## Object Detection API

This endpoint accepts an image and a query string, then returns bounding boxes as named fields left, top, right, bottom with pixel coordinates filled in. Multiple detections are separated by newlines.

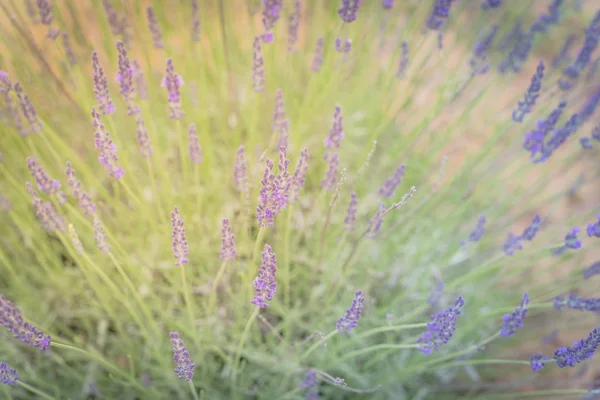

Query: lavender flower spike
left=262, top=0, right=283, bottom=42
left=324, top=106, right=344, bottom=150
left=553, top=327, right=600, bottom=368
left=338, top=0, right=361, bottom=23
left=188, top=124, right=202, bottom=165
left=418, top=296, right=465, bottom=355
left=0, top=362, right=19, bottom=385
left=91, top=52, right=116, bottom=115
left=530, top=353, right=549, bottom=372
left=462, top=215, right=486, bottom=246
left=91, top=107, right=124, bottom=179
left=191, top=0, right=200, bottom=41
left=256, top=147, right=291, bottom=227
left=397, top=41, right=409, bottom=78
left=0, top=294, right=51, bottom=351
left=587, top=215, right=600, bottom=238
left=366, top=202, right=386, bottom=239
left=336, top=290, right=364, bottom=333
left=553, top=227, right=582, bottom=255
left=169, top=332, right=195, bottom=381
left=522, top=214, right=542, bottom=240
left=512, top=61, right=545, bottom=122
left=162, top=58, right=184, bottom=119
left=252, top=36, right=265, bottom=92
left=501, top=293, right=529, bottom=337
left=311, top=37, right=325, bottom=73
left=503, top=233, right=523, bottom=256
left=321, top=152, right=339, bottom=192
left=290, top=147, right=309, bottom=203
left=554, top=294, right=600, bottom=312
left=14, top=83, right=42, bottom=133
left=93, top=217, right=111, bottom=253
left=171, top=207, right=189, bottom=266
left=220, top=218, right=236, bottom=261
left=26, top=157, right=61, bottom=195
left=115, top=41, right=134, bottom=114
left=251, top=244, right=277, bottom=308
left=233, top=146, right=248, bottom=192
left=584, top=261, right=600, bottom=280
left=344, top=192, right=358, bottom=231
left=379, top=164, right=406, bottom=198
left=133, top=106, right=153, bottom=158
left=146, top=6, right=164, bottom=48
left=26, top=182, right=66, bottom=232
left=427, top=0, right=457, bottom=31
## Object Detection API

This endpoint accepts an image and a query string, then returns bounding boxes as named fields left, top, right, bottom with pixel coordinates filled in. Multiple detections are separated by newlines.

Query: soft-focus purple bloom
left=501, top=293, right=529, bottom=337
left=311, top=37, right=325, bottom=73
left=522, top=214, right=542, bottom=240
left=171, top=206, right=189, bottom=266
left=554, top=294, right=600, bottom=312
left=0, top=362, right=19, bottom=385
left=426, top=0, right=456, bottom=31
left=256, top=148, right=290, bottom=227
left=344, top=192, right=358, bottom=231
left=338, top=0, right=361, bottom=23
left=146, top=6, right=164, bottom=48
left=66, top=162, right=97, bottom=217
left=512, top=61, right=545, bottom=123
left=220, top=218, right=236, bottom=261
left=583, top=386, right=600, bottom=400
left=530, top=353, right=549, bottom=372
left=584, top=260, right=600, bottom=279
left=383, top=0, right=394, bottom=9
left=26, top=157, right=61, bottom=195
left=366, top=202, right=386, bottom=239
left=233, top=146, right=248, bottom=192
left=62, top=32, right=77, bottom=65
left=93, top=217, right=110, bottom=253
left=463, top=214, right=486, bottom=244
left=542, top=329, right=559, bottom=344
left=273, top=89, right=290, bottom=148
left=593, top=124, right=600, bottom=142
left=499, top=30, right=533, bottom=73
left=290, top=147, right=309, bottom=203
left=554, top=327, right=600, bottom=368
left=288, top=0, right=301, bottom=52
left=581, top=137, right=594, bottom=149
left=37, top=0, right=58, bottom=38
left=300, top=369, right=317, bottom=390
left=191, top=0, right=200, bottom=41
left=91, top=52, right=115, bottom=115
left=188, top=123, right=202, bottom=165
left=251, top=244, right=277, bottom=308
left=321, top=152, right=339, bottom=192
left=378, top=164, right=406, bottom=198
left=0, top=73, right=26, bottom=136
left=253, top=36, right=265, bottom=92
left=533, top=111, right=581, bottom=163
left=397, top=41, right=409, bottom=78
left=497, top=19, right=523, bottom=52
left=335, top=37, right=352, bottom=53
left=561, top=11, right=600, bottom=88
left=324, top=106, right=344, bottom=150
left=101, top=0, right=121, bottom=36
left=587, top=216, right=600, bottom=238
left=26, top=183, right=65, bottom=232
left=503, top=233, right=523, bottom=256
left=0, top=294, right=51, bottom=352
left=481, top=0, right=501, bottom=9
left=418, top=296, right=465, bottom=355
left=470, top=25, right=498, bottom=75
left=427, top=280, right=445, bottom=306
left=116, top=41, right=134, bottom=113
left=552, top=34, right=576, bottom=68
left=169, top=332, right=195, bottom=381
left=133, top=106, right=152, bottom=158
left=530, top=0, right=563, bottom=34
left=162, top=58, right=184, bottom=119
left=553, top=227, right=582, bottom=255
left=336, top=290, right=364, bottom=333
left=262, top=0, right=283, bottom=41
left=91, top=107, right=124, bottom=179
left=14, top=83, right=42, bottom=133
left=133, top=60, right=148, bottom=100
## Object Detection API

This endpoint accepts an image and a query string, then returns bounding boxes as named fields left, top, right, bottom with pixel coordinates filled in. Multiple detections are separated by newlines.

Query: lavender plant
left=1, top=1, right=600, bottom=399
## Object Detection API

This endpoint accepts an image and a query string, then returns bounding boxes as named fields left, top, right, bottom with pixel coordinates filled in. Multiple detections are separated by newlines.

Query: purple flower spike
left=233, top=146, right=248, bottom=192
left=0, top=294, right=51, bottom=352
left=169, top=332, right=195, bottom=381
left=146, top=6, right=164, bottom=48
left=191, top=0, right=200, bottom=41
left=288, top=0, right=301, bottom=52
left=336, top=290, right=364, bottom=333
left=338, top=0, right=361, bottom=23
left=481, top=0, right=502, bottom=9
left=523, top=101, right=566, bottom=159
left=133, top=106, right=152, bottom=158
left=464, top=215, right=486, bottom=244
left=587, top=216, right=600, bottom=238
left=554, top=327, right=600, bottom=368
left=14, top=83, right=42, bottom=133
left=512, top=61, right=545, bottom=123
left=188, top=124, right=202, bottom=165
left=397, top=41, right=409, bottom=78
left=116, top=41, right=134, bottom=114
left=0, top=362, right=19, bottom=385
left=171, top=206, right=189, bottom=266
left=252, top=36, right=265, bottom=92
left=262, top=0, right=283, bottom=40
left=366, top=202, right=386, bottom=239
left=25, top=183, right=66, bottom=232
left=584, top=260, right=600, bottom=280
left=321, top=152, right=339, bottom=192
left=324, top=106, right=344, bottom=150
left=565, top=227, right=582, bottom=249
left=26, top=157, right=61, bottom=195
left=554, top=294, right=600, bottom=312
left=503, top=233, right=523, bottom=256
left=311, top=37, right=325, bottom=73
left=501, top=293, right=529, bottom=337
left=162, top=58, right=184, bottom=119
left=426, top=0, right=457, bottom=31
left=562, top=11, right=600, bottom=87
left=91, top=107, right=124, bottom=179
left=91, top=52, right=115, bottom=115
left=530, top=353, right=549, bottom=372
left=378, top=164, right=406, bottom=198
left=220, top=218, right=236, bottom=261
left=418, top=296, right=465, bottom=355
left=251, top=244, right=277, bottom=308
left=335, top=37, right=352, bottom=53
left=37, top=0, right=58, bottom=38
left=290, top=147, right=309, bottom=204
left=581, top=137, right=594, bottom=149
left=93, top=217, right=111, bottom=253
left=65, top=162, right=97, bottom=217
left=383, top=0, right=394, bottom=9
left=522, top=215, right=542, bottom=240
left=300, top=369, right=317, bottom=391
left=344, top=192, right=358, bottom=231
left=62, top=32, right=77, bottom=65
left=272, top=89, right=290, bottom=148
left=256, top=148, right=290, bottom=227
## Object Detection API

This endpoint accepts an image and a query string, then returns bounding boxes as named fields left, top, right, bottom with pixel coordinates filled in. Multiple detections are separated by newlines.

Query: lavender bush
left=1, top=1, right=600, bottom=399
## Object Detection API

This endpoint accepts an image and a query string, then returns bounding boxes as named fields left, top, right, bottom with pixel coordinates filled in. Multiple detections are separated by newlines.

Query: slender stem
left=208, top=261, right=228, bottom=312
left=180, top=264, right=196, bottom=337
left=339, top=343, right=420, bottom=362
left=16, top=382, right=56, bottom=400
left=421, top=331, right=503, bottom=369
left=231, top=308, right=259, bottom=387
left=188, top=380, right=200, bottom=400
left=283, top=207, right=293, bottom=340
left=252, top=227, right=267, bottom=265
left=438, top=359, right=531, bottom=369
left=299, top=329, right=337, bottom=361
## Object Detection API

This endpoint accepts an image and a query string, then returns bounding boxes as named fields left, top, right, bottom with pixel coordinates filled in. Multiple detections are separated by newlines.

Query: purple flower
left=481, top=0, right=502, bottom=9
left=0, top=73, right=26, bottom=136
left=418, top=296, right=465, bottom=355
left=554, top=327, right=600, bottom=368
left=116, top=41, right=134, bottom=113
left=290, top=147, right=309, bottom=203
left=503, top=233, right=523, bottom=256
left=252, top=36, right=265, bottom=92
left=581, top=137, right=594, bottom=149
left=91, top=52, right=115, bottom=115
left=311, top=37, right=325, bottom=73
left=188, top=124, right=202, bottom=165
left=300, top=369, right=317, bottom=390
left=93, top=217, right=111, bottom=253
left=0, top=362, right=18, bottom=386
left=101, top=0, right=121, bottom=36
left=501, top=293, right=529, bottom=337
left=470, top=25, right=498, bottom=75
left=37, top=0, right=58, bottom=38
left=593, top=124, right=600, bottom=142
left=344, top=192, right=358, bottom=231
left=335, top=37, right=352, bottom=53
left=587, top=216, right=600, bottom=238
left=534, top=112, right=582, bottom=163
left=162, top=58, right=184, bottom=119
left=233, top=146, right=248, bottom=192
left=26, top=157, right=61, bottom=195
left=288, top=0, right=301, bottom=52
left=169, top=332, right=195, bottom=381
left=256, top=147, right=290, bottom=227
left=336, top=290, right=364, bottom=333
left=561, top=11, right=600, bottom=87
left=91, top=107, right=124, bottom=179
left=62, top=32, right=77, bottom=65
left=25, top=183, right=65, bottom=232
left=530, top=0, right=563, bottom=34
left=521, top=214, right=542, bottom=240
left=14, top=83, right=42, bottom=133
left=171, top=206, right=189, bottom=266
left=499, top=30, right=533, bottom=73
left=324, top=106, right=344, bottom=150
left=262, top=0, right=283, bottom=41
left=65, top=162, right=97, bottom=217
left=191, top=0, right=200, bottom=41
left=321, top=152, right=339, bottom=192
left=584, top=260, right=600, bottom=279
left=378, top=164, right=406, bottom=198
left=338, top=0, right=361, bottom=23
left=0, top=294, right=51, bottom=352
left=553, top=227, right=582, bottom=255
left=512, top=61, right=545, bottom=123
left=554, top=294, right=600, bottom=312
left=383, top=0, right=394, bottom=9
left=397, top=41, right=409, bottom=78
left=251, top=244, right=277, bottom=308
left=220, top=218, right=236, bottom=261
left=146, top=6, right=164, bottom=48
left=272, top=89, right=290, bottom=148
left=426, top=0, right=457, bottom=31
left=463, top=215, right=486, bottom=245
left=366, top=202, right=386, bottom=239
left=530, top=353, right=549, bottom=372
left=133, top=106, right=152, bottom=158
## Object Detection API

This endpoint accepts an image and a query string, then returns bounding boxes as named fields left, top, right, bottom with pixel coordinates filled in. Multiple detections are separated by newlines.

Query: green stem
left=208, top=261, right=228, bottom=312
left=16, top=382, right=56, bottom=400
left=231, top=308, right=260, bottom=388
left=438, top=359, right=531, bottom=369
left=188, top=380, right=200, bottom=400
left=339, top=343, right=420, bottom=362
left=180, top=263, right=197, bottom=337
left=299, top=329, right=337, bottom=361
